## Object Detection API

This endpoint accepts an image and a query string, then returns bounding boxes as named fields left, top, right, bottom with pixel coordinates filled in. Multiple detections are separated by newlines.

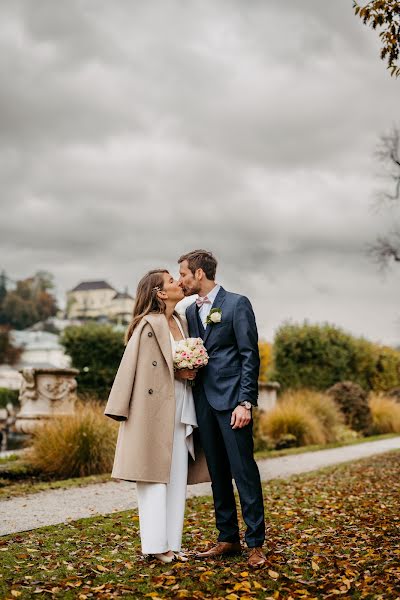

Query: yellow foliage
left=258, top=340, right=273, bottom=382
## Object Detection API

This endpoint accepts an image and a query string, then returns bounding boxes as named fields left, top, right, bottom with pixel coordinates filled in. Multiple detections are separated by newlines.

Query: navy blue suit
left=186, top=287, right=265, bottom=547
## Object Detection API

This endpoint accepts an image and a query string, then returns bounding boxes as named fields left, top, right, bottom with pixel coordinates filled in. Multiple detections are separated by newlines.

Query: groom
left=178, top=249, right=266, bottom=568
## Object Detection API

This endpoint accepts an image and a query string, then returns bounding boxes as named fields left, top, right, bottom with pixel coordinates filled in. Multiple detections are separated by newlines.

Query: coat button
left=152, top=361, right=157, bottom=366
left=148, top=332, right=153, bottom=337
left=148, top=389, right=153, bottom=394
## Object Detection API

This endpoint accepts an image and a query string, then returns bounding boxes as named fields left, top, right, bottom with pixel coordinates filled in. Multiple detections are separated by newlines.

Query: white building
left=11, top=330, right=71, bottom=369
left=66, top=280, right=134, bottom=323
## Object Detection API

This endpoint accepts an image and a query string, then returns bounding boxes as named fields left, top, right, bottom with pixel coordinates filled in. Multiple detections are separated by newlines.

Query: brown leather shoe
left=195, top=541, right=242, bottom=559
left=248, top=547, right=266, bottom=569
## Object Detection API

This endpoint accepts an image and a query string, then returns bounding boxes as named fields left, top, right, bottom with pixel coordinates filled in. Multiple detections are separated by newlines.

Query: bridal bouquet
left=173, top=337, right=209, bottom=371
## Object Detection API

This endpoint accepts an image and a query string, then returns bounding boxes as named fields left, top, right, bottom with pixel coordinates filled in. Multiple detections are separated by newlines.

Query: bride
left=104, top=269, right=209, bottom=563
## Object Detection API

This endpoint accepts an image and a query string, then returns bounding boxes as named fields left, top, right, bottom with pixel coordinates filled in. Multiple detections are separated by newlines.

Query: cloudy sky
left=1, top=0, right=400, bottom=345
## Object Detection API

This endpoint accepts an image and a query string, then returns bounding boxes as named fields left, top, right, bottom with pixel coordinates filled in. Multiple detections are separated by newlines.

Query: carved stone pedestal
left=15, top=368, right=79, bottom=434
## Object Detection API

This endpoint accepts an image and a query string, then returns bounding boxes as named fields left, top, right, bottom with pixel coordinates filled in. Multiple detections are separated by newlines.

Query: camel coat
left=104, top=313, right=210, bottom=485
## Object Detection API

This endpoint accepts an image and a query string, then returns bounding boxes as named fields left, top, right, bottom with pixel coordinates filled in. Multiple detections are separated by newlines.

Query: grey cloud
left=0, top=0, right=399, bottom=344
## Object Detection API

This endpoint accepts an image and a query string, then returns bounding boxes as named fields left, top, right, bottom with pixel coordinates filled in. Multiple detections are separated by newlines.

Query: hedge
left=60, top=323, right=125, bottom=400
left=272, top=321, right=400, bottom=392
left=0, top=387, right=19, bottom=409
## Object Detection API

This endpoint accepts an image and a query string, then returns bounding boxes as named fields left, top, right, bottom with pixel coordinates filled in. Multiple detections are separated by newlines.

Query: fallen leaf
left=268, top=569, right=279, bottom=580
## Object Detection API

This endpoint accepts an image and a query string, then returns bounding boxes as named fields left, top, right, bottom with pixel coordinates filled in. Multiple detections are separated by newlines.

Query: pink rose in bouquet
left=173, top=337, right=209, bottom=372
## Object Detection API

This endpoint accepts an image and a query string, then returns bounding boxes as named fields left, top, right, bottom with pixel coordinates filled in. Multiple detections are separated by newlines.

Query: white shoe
left=152, top=551, right=174, bottom=564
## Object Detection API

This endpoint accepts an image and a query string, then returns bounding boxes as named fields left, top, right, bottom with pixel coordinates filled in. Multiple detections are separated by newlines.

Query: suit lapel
left=144, top=314, right=174, bottom=381
left=187, top=302, right=200, bottom=338
left=203, top=287, right=227, bottom=345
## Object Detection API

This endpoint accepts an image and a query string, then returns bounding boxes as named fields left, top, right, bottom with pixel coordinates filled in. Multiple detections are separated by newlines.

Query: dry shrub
left=26, top=402, right=118, bottom=478
left=369, top=393, right=400, bottom=434
left=260, top=400, right=326, bottom=447
left=327, top=381, right=373, bottom=435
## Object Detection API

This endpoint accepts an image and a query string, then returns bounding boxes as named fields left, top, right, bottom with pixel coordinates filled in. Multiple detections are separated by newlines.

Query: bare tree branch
left=375, top=127, right=400, bottom=205
left=369, top=128, right=400, bottom=269
left=367, top=235, right=400, bottom=272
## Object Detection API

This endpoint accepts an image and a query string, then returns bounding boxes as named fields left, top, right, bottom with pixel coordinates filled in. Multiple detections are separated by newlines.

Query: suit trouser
left=136, top=382, right=188, bottom=554
left=195, top=397, right=265, bottom=547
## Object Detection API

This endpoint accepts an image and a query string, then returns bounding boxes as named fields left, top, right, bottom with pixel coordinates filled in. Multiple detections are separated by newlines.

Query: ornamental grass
left=368, top=392, right=400, bottom=434
left=284, top=389, right=344, bottom=443
left=260, top=398, right=326, bottom=447
left=26, top=402, right=118, bottom=479
left=259, top=388, right=346, bottom=448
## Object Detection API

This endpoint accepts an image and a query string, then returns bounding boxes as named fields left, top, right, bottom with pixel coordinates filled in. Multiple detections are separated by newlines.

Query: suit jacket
left=186, top=287, right=260, bottom=411
left=104, top=313, right=210, bottom=484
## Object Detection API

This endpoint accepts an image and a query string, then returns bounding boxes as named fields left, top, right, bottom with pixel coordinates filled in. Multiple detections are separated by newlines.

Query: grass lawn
left=1, top=433, right=398, bottom=501
left=1, top=451, right=399, bottom=599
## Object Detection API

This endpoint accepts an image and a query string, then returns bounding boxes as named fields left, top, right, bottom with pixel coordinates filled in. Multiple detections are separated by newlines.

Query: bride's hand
left=175, top=368, right=197, bottom=381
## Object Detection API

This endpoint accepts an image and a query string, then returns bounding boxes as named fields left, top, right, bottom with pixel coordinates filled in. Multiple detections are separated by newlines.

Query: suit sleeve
left=104, top=324, right=142, bottom=421
left=232, top=296, right=260, bottom=406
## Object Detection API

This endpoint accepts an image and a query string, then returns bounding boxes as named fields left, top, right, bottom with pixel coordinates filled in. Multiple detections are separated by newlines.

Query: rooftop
left=70, top=280, right=115, bottom=292
left=112, top=292, right=134, bottom=300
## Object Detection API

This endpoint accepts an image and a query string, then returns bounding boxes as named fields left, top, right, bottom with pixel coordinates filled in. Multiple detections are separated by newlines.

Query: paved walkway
left=1, top=437, right=399, bottom=536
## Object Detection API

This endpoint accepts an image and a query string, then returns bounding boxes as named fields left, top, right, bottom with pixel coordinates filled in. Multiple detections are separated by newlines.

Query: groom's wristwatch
left=239, top=401, right=252, bottom=410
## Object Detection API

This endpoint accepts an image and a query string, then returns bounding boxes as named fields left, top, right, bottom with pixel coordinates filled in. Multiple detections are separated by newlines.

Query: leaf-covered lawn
left=1, top=452, right=399, bottom=599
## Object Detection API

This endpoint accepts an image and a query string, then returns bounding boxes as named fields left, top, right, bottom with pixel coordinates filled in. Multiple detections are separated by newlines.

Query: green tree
left=354, top=0, right=400, bottom=77
left=0, top=271, right=7, bottom=306
left=60, top=323, right=125, bottom=400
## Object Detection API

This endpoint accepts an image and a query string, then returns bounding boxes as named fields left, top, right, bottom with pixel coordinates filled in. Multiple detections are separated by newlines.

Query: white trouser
left=136, top=381, right=188, bottom=554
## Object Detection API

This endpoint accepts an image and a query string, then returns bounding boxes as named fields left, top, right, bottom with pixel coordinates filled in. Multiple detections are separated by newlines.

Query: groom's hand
left=230, top=405, right=251, bottom=429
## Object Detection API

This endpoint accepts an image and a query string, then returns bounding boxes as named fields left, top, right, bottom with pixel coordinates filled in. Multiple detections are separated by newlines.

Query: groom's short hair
left=178, top=249, right=217, bottom=280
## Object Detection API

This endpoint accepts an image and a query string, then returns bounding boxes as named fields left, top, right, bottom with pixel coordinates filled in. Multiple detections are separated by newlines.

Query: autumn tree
left=0, top=326, right=22, bottom=365
left=0, top=271, right=58, bottom=330
left=353, top=0, right=400, bottom=77
left=258, top=341, right=273, bottom=383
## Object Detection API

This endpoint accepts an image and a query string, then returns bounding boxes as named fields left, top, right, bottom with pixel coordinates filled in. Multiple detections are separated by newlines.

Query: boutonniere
left=206, top=308, right=222, bottom=325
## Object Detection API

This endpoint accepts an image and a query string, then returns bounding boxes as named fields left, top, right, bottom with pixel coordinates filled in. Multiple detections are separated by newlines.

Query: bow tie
left=196, top=296, right=211, bottom=307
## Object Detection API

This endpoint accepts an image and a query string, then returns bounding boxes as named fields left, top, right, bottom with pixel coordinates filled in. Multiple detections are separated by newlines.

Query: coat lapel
left=203, top=287, right=227, bottom=345
left=144, top=314, right=174, bottom=380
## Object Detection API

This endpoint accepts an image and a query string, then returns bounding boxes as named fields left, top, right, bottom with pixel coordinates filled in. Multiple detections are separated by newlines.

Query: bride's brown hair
left=125, top=269, right=169, bottom=343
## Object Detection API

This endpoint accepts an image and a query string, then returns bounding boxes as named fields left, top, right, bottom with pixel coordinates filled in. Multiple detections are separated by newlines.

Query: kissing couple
left=105, top=249, right=266, bottom=568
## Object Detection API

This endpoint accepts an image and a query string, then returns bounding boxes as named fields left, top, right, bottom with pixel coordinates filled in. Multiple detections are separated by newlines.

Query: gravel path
left=1, top=437, right=399, bottom=536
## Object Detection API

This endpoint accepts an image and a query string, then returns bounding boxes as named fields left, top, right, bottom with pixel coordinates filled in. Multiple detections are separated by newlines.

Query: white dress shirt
left=198, top=284, right=221, bottom=328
